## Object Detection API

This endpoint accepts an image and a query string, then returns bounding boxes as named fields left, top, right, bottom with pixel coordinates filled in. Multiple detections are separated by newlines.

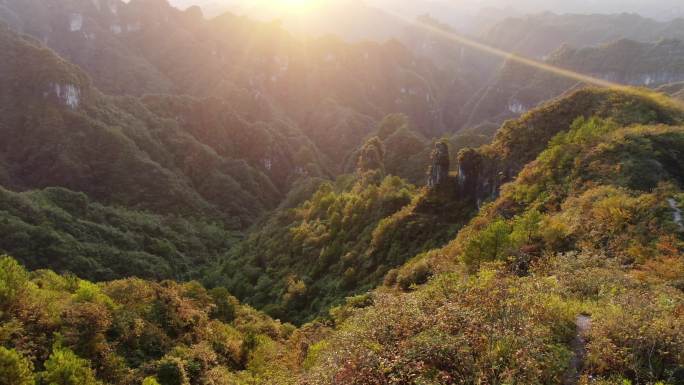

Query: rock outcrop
left=426, top=141, right=449, bottom=189
left=357, top=137, right=385, bottom=174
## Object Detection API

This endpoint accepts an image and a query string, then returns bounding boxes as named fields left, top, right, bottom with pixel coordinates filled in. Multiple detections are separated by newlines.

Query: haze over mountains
left=0, top=0, right=683, bottom=384
left=168, top=0, right=684, bottom=38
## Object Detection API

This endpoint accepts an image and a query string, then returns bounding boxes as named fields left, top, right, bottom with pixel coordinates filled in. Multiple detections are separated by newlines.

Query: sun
left=251, top=0, right=327, bottom=15
left=273, top=0, right=322, bottom=13
left=279, top=0, right=311, bottom=7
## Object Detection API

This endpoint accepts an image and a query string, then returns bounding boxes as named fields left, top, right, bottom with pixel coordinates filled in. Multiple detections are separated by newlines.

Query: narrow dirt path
left=668, top=198, right=684, bottom=231
left=563, top=315, right=592, bottom=385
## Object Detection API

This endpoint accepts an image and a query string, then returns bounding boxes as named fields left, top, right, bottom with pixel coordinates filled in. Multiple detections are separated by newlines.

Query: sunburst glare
left=269, top=0, right=325, bottom=13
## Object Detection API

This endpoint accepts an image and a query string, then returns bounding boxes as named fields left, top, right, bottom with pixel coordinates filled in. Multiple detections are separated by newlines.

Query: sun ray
left=384, top=10, right=684, bottom=111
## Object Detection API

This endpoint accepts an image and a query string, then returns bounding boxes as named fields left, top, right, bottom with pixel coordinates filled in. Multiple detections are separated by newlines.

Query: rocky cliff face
left=426, top=141, right=449, bottom=189
left=425, top=140, right=497, bottom=207
left=455, top=148, right=512, bottom=209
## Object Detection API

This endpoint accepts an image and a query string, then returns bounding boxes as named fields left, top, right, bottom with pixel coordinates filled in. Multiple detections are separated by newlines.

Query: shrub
left=586, top=289, right=684, bottom=383
left=0, top=347, right=34, bottom=385
left=209, top=287, right=237, bottom=323
left=383, top=268, right=398, bottom=287
left=156, top=357, right=189, bottom=385
left=0, top=255, right=29, bottom=308
left=304, top=269, right=576, bottom=385
left=461, top=219, right=512, bottom=267
left=396, top=258, right=431, bottom=291
left=40, top=344, right=101, bottom=385
left=142, top=377, right=161, bottom=385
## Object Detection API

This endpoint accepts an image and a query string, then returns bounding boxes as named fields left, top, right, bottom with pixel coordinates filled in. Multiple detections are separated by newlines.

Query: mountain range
left=0, top=1, right=683, bottom=384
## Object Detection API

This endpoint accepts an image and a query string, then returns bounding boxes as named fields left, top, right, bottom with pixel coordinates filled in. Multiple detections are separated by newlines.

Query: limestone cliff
left=426, top=141, right=449, bottom=189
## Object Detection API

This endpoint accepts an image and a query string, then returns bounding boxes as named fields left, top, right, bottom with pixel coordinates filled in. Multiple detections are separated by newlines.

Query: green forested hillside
left=0, top=23, right=323, bottom=227
left=0, top=0, right=175, bottom=96
left=213, top=121, right=489, bottom=324
left=0, top=0, right=461, bottom=150
left=0, top=186, right=236, bottom=281
left=459, top=88, right=684, bottom=206
left=0, top=256, right=302, bottom=385
left=2, top=1, right=684, bottom=384
left=302, top=93, right=684, bottom=385
left=2, top=87, right=683, bottom=385
left=0, top=21, right=331, bottom=282
left=342, top=114, right=490, bottom=184
left=210, top=172, right=417, bottom=324
left=206, top=88, right=684, bottom=326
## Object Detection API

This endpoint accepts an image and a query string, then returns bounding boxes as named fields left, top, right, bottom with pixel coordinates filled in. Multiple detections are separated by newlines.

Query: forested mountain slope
left=0, top=0, right=463, bottom=155
left=7, top=0, right=684, bottom=149
left=1, top=2, right=684, bottom=384
left=466, top=38, right=684, bottom=127
left=0, top=23, right=320, bottom=226
left=2, top=86, right=682, bottom=385
left=484, top=12, right=684, bottom=58
left=0, top=22, right=331, bottom=281
left=461, top=88, right=683, bottom=200
left=0, top=186, right=238, bottom=281
left=660, top=81, right=684, bottom=101
left=207, top=87, right=684, bottom=325
left=0, top=0, right=174, bottom=95
left=0, top=1, right=485, bottom=293
left=301, top=88, right=684, bottom=385
left=0, top=256, right=302, bottom=385
left=211, top=172, right=419, bottom=324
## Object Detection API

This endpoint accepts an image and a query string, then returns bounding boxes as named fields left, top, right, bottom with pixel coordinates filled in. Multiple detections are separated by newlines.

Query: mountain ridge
left=0, top=3, right=684, bottom=385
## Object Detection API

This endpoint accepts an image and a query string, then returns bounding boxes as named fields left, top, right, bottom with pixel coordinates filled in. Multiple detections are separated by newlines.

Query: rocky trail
left=563, top=315, right=592, bottom=385
left=669, top=198, right=684, bottom=231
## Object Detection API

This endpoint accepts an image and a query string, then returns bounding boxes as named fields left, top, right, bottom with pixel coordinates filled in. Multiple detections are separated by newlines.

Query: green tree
left=142, top=377, right=161, bottom=385
left=40, top=345, right=101, bottom=385
left=0, top=256, right=29, bottom=310
left=510, top=209, right=542, bottom=247
left=377, top=113, right=409, bottom=139
left=156, top=357, right=188, bottom=385
left=462, top=219, right=512, bottom=267
left=209, top=287, right=237, bottom=323
left=0, top=347, right=35, bottom=385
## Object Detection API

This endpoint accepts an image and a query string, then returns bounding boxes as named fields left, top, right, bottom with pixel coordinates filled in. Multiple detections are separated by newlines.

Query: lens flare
left=385, top=10, right=684, bottom=110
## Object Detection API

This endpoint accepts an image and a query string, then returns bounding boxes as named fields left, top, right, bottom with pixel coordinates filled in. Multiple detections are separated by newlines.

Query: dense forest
left=2, top=86, right=682, bottom=385
left=1, top=0, right=684, bottom=384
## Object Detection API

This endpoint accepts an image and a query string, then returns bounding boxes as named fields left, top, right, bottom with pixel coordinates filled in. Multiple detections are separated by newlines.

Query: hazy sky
left=169, top=0, right=684, bottom=21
